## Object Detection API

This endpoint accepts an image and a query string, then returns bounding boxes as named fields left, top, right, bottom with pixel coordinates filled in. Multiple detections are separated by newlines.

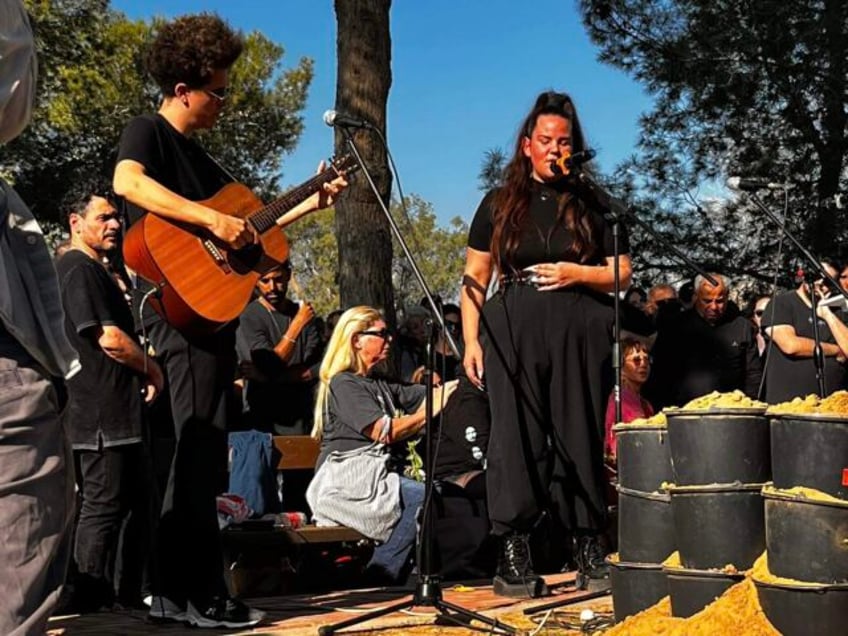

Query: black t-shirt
left=762, top=290, right=848, bottom=402
left=56, top=250, right=144, bottom=448
left=115, top=113, right=235, bottom=329
left=467, top=182, right=630, bottom=272
left=316, top=372, right=426, bottom=470
left=431, top=374, right=490, bottom=480
left=235, top=299, right=322, bottom=434
left=115, top=114, right=232, bottom=225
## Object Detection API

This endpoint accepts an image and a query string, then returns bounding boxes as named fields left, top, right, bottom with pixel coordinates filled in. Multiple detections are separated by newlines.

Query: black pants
left=74, top=443, right=151, bottom=599
left=148, top=321, right=235, bottom=607
left=481, top=285, right=612, bottom=536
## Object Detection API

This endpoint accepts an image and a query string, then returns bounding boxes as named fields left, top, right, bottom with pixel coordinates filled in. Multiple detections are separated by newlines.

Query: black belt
left=499, top=273, right=537, bottom=287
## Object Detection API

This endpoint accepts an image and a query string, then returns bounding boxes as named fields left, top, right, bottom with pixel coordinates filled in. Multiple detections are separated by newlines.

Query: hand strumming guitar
left=207, top=210, right=256, bottom=249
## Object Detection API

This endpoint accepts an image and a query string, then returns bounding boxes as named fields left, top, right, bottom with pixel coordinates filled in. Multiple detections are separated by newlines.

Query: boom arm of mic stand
left=747, top=190, right=848, bottom=399
left=747, top=192, right=848, bottom=304
left=337, top=127, right=461, bottom=358
left=575, top=172, right=719, bottom=288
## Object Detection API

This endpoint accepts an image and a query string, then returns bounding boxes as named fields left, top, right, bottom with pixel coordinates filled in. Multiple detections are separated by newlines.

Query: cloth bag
left=306, top=441, right=401, bottom=543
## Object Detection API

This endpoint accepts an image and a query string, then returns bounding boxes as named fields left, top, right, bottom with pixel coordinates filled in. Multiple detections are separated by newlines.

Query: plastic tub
left=666, top=409, right=770, bottom=485
left=763, top=486, right=848, bottom=584
left=613, top=424, right=672, bottom=493
left=668, top=482, right=765, bottom=570
left=617, top=486, right=675, bottom=563
left=663, top=564, right=744, bottom=618
left=770, top=413, right=848, bottom=500
left=754, top=577, right=848, bottom=636
left=607, top=554, right=668, bottom=623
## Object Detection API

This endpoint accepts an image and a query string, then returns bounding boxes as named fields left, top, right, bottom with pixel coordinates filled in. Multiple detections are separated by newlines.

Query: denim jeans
left=367, top=477, right=424, bottom=581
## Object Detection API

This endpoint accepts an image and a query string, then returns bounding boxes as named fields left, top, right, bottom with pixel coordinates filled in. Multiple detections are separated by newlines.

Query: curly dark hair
left=490, top=91, right=598, bottom=273
left=145, top=13, right=243, bottom=95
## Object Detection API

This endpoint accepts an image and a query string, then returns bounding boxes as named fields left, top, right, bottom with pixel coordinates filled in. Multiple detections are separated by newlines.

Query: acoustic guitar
left=123, top=155, right=356, bottom=336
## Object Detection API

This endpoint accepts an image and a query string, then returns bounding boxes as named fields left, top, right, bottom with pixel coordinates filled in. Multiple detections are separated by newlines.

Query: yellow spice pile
left=670, top=390, right=767, bottom=412
left=613, top=412, right=667, bottom=429
left=767, top=389, right=848, bottom=415
left=601, top=577, right=779, bottom=636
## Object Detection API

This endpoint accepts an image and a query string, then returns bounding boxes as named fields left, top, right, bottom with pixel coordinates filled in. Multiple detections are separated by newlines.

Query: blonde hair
left=311, top=305, right=384, bottom=440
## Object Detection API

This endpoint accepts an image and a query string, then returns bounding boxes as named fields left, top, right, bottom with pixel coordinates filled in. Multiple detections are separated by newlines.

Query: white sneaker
left=185, top=597, right=265, bottom=629
left=147, top=596, right=187, bottom=623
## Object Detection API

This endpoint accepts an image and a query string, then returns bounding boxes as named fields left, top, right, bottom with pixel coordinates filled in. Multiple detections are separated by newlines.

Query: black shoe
left=492, top=533, right=548, bottom=598
left=574, top=534, right=610, bottom=590
left=185, top=596, right=265, bottom=629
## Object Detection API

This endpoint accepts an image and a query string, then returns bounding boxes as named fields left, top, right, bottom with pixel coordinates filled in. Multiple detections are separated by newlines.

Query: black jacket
left=645, top=304, right=763, bottom=409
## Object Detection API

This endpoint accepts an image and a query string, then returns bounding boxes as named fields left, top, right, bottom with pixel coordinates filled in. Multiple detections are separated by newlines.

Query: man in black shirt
left=112, top=14, right=345, bottom=629
left=762, top=261, right=848, bottom=402
left=235, top=260, right=322, bottom=434
left=646, top=273, right=762, bottom=408
left=56, top=193, right=163, bottom=610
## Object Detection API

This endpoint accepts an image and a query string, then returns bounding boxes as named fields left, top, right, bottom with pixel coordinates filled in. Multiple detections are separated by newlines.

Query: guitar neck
left=249, top=170, right=337, bottom=233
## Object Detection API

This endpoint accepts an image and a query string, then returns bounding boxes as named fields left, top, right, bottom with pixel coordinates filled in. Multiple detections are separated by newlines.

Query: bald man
left=645, top=273, right=762, bottom=408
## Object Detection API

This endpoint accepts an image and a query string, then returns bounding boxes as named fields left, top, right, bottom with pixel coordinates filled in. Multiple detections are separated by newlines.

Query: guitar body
left=123, top=182, right=289, bottom=336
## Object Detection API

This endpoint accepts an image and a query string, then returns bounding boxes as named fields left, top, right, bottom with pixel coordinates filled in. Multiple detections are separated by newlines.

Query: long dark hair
left=490, top=91, right=597, bottom=271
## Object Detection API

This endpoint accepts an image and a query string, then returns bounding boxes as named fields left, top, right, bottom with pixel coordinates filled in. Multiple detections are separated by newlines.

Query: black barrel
left=770, top=413, right=848, bottom=500
left=663, top=564, right=745, bottom=618
left=607, top=555, right=668, bottom=623
left=754, top=577, right=848, bottom=636
left=617, top=486, right=675, bottom=563
left=613, top=424, right=672, bottom=493
left=764, top=487, right=848, bottom=584
left=666, top=409, right=770, bottom=485
left=668, top=482, right=765, bottom=570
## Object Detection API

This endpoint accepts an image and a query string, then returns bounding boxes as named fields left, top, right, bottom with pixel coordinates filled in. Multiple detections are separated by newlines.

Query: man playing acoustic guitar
left=112, top=13, right=346, bottom=629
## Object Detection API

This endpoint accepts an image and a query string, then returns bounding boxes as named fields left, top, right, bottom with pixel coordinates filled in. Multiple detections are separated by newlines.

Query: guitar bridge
left=203, top=239, right=232, bottom=274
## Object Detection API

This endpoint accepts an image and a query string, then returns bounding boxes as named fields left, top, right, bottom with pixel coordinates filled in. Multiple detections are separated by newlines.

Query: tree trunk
left=333, top=0, right=395, bottom=326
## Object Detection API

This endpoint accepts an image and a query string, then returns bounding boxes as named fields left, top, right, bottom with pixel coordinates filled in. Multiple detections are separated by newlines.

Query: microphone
left=726, top=176, right=791, bottom=191
left=322, top=109, right=373, bottom=129
left=550, top=149, right=597, bottom=176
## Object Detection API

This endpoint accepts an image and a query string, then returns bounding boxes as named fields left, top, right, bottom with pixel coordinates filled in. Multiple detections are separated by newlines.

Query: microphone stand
left=572, top=168, right=719, bottom=424
left=742, top=192, right=848, bottom=397
left=318, top=126, right=514, bottom=635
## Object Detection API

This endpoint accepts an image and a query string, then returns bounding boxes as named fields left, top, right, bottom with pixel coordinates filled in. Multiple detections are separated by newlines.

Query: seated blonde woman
left=309, top=306, right=458, bottom=583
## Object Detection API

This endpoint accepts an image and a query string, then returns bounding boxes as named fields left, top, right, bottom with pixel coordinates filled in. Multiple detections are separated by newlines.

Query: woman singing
left=309, top=306, right=457, bottom=583
left=461, top=91, right=632, bottom=597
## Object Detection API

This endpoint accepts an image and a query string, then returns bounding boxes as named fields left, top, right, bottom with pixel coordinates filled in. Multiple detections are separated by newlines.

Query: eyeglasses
left=203, top=86, right=228, bottom=102
left=359, top=328, right=392, bottom=340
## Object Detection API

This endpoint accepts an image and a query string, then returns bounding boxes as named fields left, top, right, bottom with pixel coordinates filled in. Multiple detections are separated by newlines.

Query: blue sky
left=112, top=0, right=653, bottom=224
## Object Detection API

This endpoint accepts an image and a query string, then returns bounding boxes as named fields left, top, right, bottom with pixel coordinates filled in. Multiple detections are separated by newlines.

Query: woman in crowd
left=461, top=90, right=632, bottom=597
left=309, top=306, right=457, bottom=583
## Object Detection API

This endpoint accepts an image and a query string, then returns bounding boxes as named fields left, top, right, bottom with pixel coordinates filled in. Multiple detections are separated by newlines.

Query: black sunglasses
left=203, top=86, right=228, bottom=102
left=359, top=328, right=392, bottom=340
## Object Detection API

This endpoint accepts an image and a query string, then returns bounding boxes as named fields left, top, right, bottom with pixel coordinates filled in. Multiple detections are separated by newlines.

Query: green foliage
left=5, top=0, right=312, bottom=223
left=285, top=195, right=468, bottom=318
left=579, top=0, right=848, bottom=293
left=478, top=147, right=507, bottom=191
left=391, top=195, right=469, bottom=314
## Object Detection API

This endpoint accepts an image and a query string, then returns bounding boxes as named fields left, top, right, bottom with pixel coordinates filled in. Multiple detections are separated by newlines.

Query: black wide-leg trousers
left=481, top=284, right=612, bottom=536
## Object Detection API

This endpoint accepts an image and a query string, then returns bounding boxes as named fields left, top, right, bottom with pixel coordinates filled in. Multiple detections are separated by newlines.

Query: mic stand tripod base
left=316, top=318, right=515, bottom=636
left=316, top=573, right=517, bottom=635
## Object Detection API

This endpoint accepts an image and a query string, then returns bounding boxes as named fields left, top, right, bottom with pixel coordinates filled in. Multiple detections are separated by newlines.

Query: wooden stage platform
left=47, top=572, right=613, bottom=635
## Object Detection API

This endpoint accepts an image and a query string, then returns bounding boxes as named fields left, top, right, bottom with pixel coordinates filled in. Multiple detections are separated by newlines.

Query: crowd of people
left=5, top=5, right=848, bottom=635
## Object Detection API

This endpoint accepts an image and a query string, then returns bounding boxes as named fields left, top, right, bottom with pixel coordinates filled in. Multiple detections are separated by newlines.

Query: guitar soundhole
left=229, top=244, right=264, bottom=273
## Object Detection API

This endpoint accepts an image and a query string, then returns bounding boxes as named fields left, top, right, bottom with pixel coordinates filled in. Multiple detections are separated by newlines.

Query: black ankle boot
left=492, top=533, right=548, bottom=598
left=574, top=534, right=610, bottom=590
